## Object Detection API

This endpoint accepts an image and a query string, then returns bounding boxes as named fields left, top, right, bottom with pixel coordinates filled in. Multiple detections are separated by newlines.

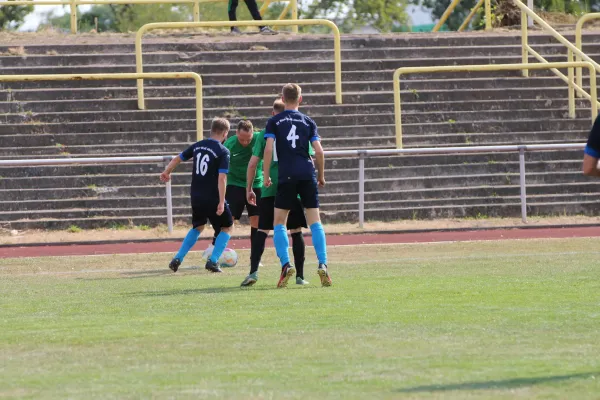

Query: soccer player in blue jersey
left=160, top=117, right=234, bottom=274
left=583, top=116, right=600, bottom=177
left=263, top=83, right=332, bottom=288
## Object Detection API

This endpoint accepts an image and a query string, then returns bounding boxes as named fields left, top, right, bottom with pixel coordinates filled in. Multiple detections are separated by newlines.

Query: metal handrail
left=515, top=0, right=600, bottom=103
left=435, top=0, right=491, bottom=32
left=0, top=143, right=587, bottom=230
left=575, top=13, right=600, bottom=91
left=135, top=19, right=342, bottom=108
left=0, top=0, right=297, bottom=34
left=393, top=62, right=598, bottom=149
left=0, top=72, right=204, bottom=140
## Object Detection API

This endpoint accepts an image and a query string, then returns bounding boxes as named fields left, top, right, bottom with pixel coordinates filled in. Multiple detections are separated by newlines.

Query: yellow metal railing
left=515, top=0, right=600, bottom=104
left=135, top=19, right=342, bottom=109
left=0, top=0, right=297, bottom=34
left=575, top=13, right=600, bottom=92
left=434, top=0, right=491, bottom=32
left=0, top=72, right=204, bottom=140
left=393, top=62, right=598, bottom=148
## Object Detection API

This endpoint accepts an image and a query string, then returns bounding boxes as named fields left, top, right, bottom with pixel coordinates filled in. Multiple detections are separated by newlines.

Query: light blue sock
left=310, top=222, right=328, bottom=265
left=273, top=224, right=290, bottom=267
left=175, top=228, right=200, bottom=261
left=209, top=231, right=231, bottom=264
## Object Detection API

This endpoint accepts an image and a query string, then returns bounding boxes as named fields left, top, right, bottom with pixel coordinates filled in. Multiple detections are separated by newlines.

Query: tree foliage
left=0, top=2, right=34, bottom=30
left=40, top=4, right=192, bottom=33
left=411, top=0, right=600, bottom=31
left=304, top=0, right=409, bottom=33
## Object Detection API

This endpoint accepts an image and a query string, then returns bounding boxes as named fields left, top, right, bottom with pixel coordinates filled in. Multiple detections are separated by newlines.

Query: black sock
left=291, top=232, right=305, bottom=279
left=250, top=230, right=267, bottom=274
left=250, top=227, right=257, bottom=261
left=211, top=225, right=220, bottom=246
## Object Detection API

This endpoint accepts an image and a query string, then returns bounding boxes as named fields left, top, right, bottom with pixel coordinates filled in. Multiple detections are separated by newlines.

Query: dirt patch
left=2, top=216, right=600, bottom=246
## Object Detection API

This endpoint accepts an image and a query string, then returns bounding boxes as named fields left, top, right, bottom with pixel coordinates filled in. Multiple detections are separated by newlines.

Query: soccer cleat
left=202, top=244, right=214, bottom=261
left=205, top=259, right=223, bottom=273
left=169, top=258, right=181, bottom=272
left=277, top=263, right=296, bottom=288
left=241, top=272, right=258, bottom=287
left=260, top=26, right=277, bottom=35
left=296, top=277, right=309, bottom=285
left=317, top=264, right=332, bottom=287
left=231, top=27, right=242, bottom=35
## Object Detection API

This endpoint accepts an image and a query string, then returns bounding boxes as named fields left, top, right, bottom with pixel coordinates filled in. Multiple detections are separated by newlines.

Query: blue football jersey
left=264, top=110, right=320, bottom=183
left=179, top=138, right=230, bottom=202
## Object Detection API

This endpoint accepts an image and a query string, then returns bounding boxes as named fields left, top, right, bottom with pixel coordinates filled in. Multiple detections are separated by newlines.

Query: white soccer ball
left=218, top=248, right=238, bottom=268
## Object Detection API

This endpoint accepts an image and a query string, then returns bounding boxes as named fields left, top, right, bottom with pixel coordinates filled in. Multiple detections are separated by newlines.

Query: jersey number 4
left=287, top=125, right=300, bottom=149
left=196, top=153, right=210, bottom=176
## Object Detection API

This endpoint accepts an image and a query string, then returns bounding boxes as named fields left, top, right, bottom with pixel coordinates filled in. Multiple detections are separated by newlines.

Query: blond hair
left=282, top=83, right=301, bottom=104
left=211, top=117, right=230, bottom=134
left=273, top=99, right=285, bottom=113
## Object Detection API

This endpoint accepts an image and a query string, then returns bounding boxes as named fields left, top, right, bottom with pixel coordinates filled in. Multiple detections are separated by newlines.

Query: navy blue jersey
left=585, top=114, right=600, bottom=158
left=179, top=138, right=230, bottom=202
left=264, top=110, right=319, bottom=183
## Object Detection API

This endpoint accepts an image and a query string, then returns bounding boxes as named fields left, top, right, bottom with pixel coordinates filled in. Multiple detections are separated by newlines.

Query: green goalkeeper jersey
left=223, top=132, right=263, bottom=188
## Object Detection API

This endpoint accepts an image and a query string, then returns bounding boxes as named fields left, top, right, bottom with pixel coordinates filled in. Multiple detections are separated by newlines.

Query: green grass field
left=1, top=238, right=600, bottom=399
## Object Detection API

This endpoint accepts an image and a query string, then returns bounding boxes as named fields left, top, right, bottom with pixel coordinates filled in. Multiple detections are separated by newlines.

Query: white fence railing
left=0, top=144, right=586, bottom=232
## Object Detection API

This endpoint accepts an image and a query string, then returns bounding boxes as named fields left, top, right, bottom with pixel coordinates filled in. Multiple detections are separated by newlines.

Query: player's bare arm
left=246, top=155, right=260, bottom=206
left=263, top=138, right=275, bottom=187
left=582, top=154, right=600, bottom=177
left=312, top=140, right=326, bottom=187
left=160, top=156, right=182, bottom=182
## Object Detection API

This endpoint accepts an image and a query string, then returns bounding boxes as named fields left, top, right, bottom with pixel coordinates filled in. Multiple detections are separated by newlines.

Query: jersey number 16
left=196, top=153, right=209, bottom=176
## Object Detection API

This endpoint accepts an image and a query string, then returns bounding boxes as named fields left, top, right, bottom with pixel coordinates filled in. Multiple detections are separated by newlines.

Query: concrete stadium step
left=5, top=197, right=600, bottom=230
left=0, top=70, right=567, bottom=91
left=4, top=190, right=599, bottom=219
left=0, top=168, right=590, bottom=193
left=2, top=31, right=599, bottom=227
left=0, top=133, right=587, bottom=158
left=0, top=76, right=580, bottom=105
left=0, top=52, right=593, bottom=76
left=0, top=97, right=585, bottom=115
left=4, top=44, right=597, bottom=68
left=1, top=179, right=595, bottom=209
left=2, top=32, right=599, bottom=54
left=0, top=158, right=583, bottom=181
left=1, top=87, right=581, bottom=108
left=5, top=180, right=598, bottom=213
left=1, top=107, right=582, bottom=126
left=0, top=118, right=588, bottom=140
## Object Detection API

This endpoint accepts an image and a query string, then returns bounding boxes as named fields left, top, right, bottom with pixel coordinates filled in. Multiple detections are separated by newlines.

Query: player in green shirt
left=240, top=99, right=313, bottom=287
left=203, top=120, right=263, bottom=264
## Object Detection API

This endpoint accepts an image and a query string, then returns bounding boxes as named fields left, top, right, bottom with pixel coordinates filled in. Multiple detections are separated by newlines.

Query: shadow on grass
left=395, top=372, right=598, bottom=393
left=76, top=266, right=209, bottom=281
left=125, top=285, right=286, bottom=296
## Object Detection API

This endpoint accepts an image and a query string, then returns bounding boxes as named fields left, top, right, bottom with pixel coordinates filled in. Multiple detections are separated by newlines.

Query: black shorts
left=191, top=199, right=233, bottom=230
left=275, top=178, right=319, bottom=210
left=226, top=185, right=261, bottom=220
left=258, top=196, right=307, bottom=231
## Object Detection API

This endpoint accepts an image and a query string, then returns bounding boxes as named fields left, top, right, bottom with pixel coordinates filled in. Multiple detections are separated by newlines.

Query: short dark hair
left=237, top=120, right=253, bottom=132
left=273, top=99, right=285, bottom=113
left=282, top=83, right=301, bottom=103
left=211, top=117, right=230, bottom=134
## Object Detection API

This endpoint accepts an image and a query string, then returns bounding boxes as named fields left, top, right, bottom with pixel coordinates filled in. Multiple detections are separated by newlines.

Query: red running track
left=1, top=226, right=600, bottom=259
